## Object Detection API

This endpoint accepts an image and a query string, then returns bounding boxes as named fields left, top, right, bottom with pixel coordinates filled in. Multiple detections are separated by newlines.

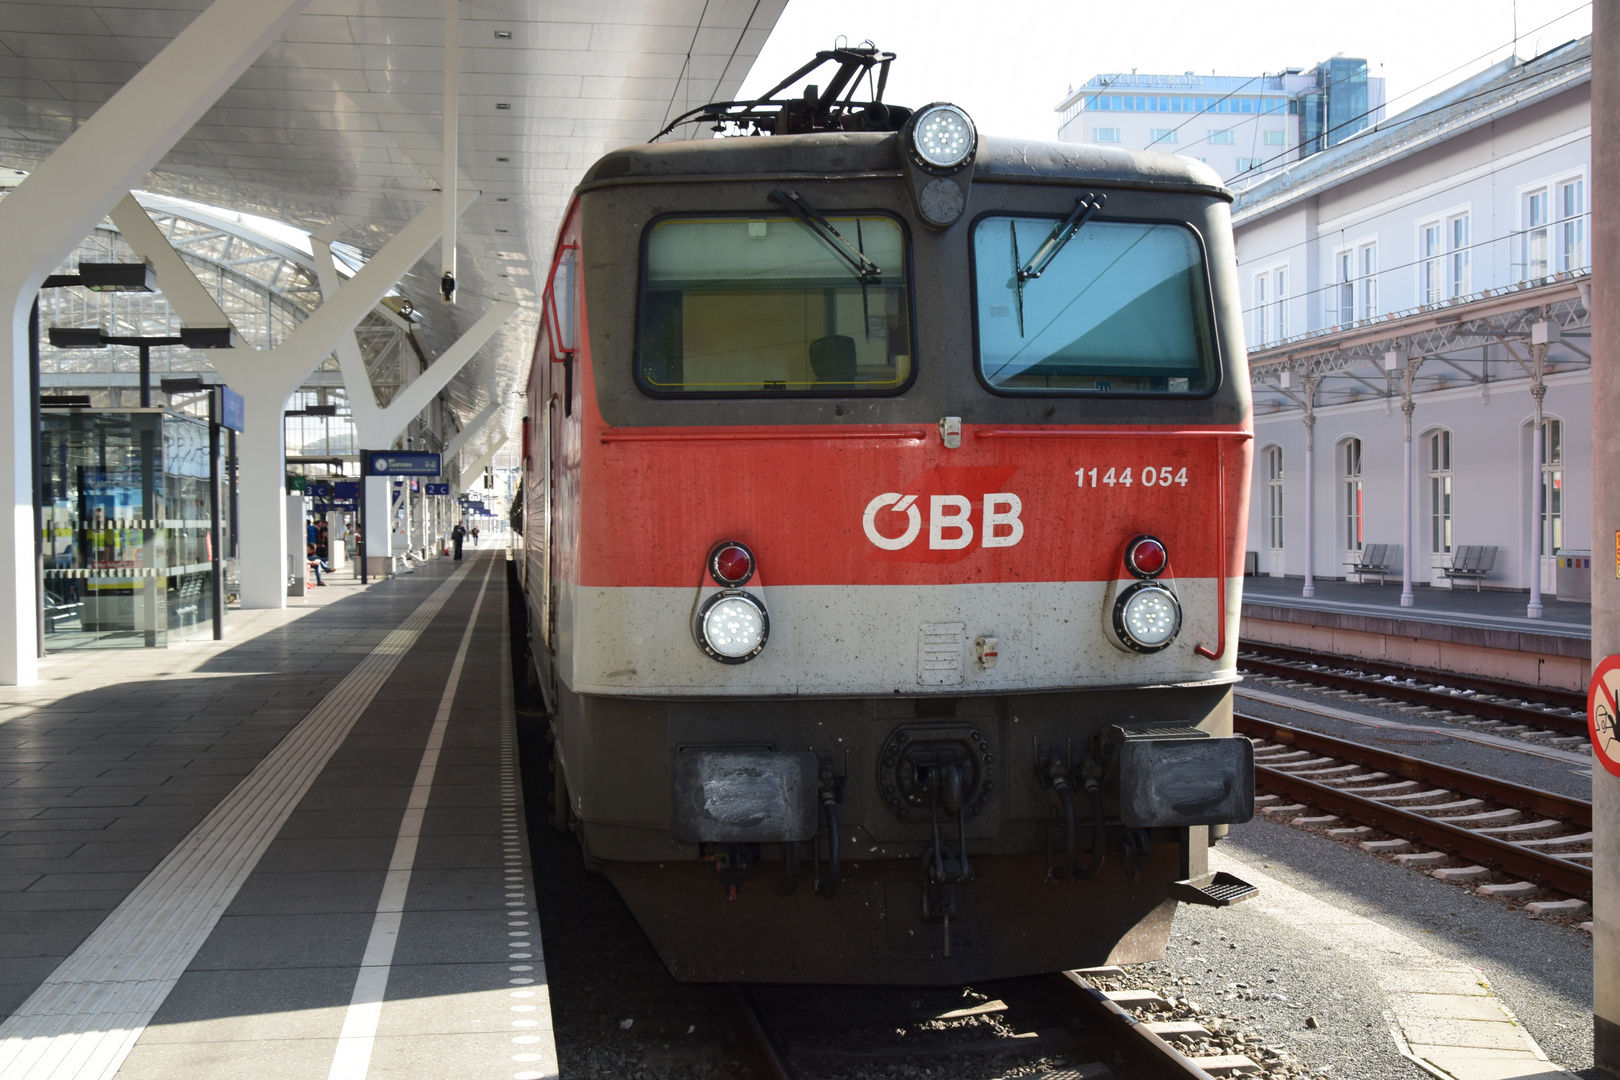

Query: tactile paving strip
left=0, top=561, right=478, bottom=1080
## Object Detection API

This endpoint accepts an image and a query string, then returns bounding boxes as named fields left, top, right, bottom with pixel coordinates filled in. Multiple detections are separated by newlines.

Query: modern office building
left=1055, top=58, right=1386, bottom=184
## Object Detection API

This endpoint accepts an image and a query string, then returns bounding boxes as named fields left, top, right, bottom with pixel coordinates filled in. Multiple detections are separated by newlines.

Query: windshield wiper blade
left=770, top=189, right=883, bottom=281
left=1018, top=192, right=1106, bottom=283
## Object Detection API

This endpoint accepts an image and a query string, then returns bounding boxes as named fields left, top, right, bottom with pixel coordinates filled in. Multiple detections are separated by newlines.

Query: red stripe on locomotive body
left=577, top=420, right=1251, bottom=588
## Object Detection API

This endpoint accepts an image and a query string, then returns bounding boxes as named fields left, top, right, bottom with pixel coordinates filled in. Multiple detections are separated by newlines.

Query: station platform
left=0, top=550, right=555, bottom=1080
left=1240, top=575, right=1591, bottom=691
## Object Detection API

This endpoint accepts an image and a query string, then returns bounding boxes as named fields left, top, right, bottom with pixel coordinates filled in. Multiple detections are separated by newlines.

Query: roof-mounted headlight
left=908, top=103, right=977, bottom=172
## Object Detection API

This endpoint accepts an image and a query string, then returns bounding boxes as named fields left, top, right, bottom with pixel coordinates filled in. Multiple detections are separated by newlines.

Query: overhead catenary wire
left=708, top=0, right=764, bottom=108
left=1113, top=2, right=1590, bottom=179
left=659, top=0, right=713, bottom=135
left=1224, top=124, right=1591, bottom=287
left=1229, top=5, right=1591, bottom=184
left=1220, top=39, right=1593, bottom=279
left=1238, top=205, right=1591, bottom=319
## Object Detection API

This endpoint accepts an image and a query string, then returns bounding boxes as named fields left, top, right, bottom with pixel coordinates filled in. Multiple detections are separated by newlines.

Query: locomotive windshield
left=972, top=217, right=1217, bottom=394
left=637, top=215, right=912, bottom=395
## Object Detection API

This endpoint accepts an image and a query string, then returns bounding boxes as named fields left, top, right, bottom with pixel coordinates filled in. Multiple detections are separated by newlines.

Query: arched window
left=1343, top=438, right=1363, bottom=551
left=1428, top=430, right=1452, bottom=554
left=1542, top=419, right=1563, bottom=554
left=1265, top=446, right=1284, bottom=550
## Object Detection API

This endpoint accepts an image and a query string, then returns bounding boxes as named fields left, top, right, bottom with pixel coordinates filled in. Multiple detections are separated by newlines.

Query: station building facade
left=1232, top=39, right=1592, bottom=602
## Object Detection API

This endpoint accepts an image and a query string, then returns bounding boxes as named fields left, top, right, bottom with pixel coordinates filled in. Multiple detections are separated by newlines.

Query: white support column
left=1526, top=326, right=1554, bottom=619
left=209, top=191, right=473, bottom=609
left=109, top=195, right=236, bottom=332
left=1387, top=348, right=1418, bottom=608
left=235, top=395, right=292, bottom=605
left=0, top=0, right=309, bottom=683
left=365, top=476, right=391, bottom=563
left=419, top=479, right=429, bottom=557
left=441, top=0, right=460, bottom=304
left=446, top=400, right=499, bottom=460
left=309, top=237, right=514, bottom=450
left=461, top=431, right=508, bottom=485
left=1528, top=377, right=1547, bottom=618
left=1298, top=372, right=1322, bottom=599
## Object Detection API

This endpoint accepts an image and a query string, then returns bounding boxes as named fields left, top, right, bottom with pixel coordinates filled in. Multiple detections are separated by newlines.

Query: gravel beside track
left=1210, top=818, right=1596, bottom=1077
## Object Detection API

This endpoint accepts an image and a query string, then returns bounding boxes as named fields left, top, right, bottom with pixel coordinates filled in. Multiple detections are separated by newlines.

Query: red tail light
left=1125, top=535, right=1168, bottom=579
left=708, top=541, right=755, bottom=586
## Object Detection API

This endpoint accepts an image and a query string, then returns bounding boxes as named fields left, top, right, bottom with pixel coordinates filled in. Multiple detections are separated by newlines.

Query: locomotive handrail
left=1194, top=434, right=1228, bottom=663
left=975, top=428, right=1253, bottom=439
left=599, top=427, right=931, bottom=443
left=976, top=426, right=1246, bottom=663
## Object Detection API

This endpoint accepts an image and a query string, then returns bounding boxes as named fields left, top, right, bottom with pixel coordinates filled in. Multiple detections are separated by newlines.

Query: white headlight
left=698, top=592, right=769, bottom=663
left=910, top=103, right=977, bottom=171
left=1114, top=583, right=1181, bottom=653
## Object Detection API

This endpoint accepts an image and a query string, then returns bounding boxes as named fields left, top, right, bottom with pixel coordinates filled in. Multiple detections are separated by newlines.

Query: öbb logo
left=862, top=492, right=1024, bottom=551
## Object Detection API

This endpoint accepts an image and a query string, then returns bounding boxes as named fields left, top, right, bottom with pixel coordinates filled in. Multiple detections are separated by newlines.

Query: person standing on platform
left=471, top=523, right=480, bottom=547
left=452, top=521, right=467, bottom=562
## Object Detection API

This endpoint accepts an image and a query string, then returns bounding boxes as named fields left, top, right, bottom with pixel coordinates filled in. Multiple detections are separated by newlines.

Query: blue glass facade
left=1084, top=94, right=1288, bottom=115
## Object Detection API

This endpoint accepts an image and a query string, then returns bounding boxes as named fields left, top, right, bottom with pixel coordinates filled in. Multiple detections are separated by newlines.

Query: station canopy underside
left=0, top=0, right=787, bottom=445
left=1247, top=274, right=1592, bottom=417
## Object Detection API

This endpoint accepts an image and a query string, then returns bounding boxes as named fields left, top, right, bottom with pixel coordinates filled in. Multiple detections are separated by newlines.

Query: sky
left=736, top=0, right=1593, bottom=142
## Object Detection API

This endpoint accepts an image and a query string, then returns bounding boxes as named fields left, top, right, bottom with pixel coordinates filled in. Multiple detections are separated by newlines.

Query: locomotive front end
left=522, top=99, right=1255, bottom=983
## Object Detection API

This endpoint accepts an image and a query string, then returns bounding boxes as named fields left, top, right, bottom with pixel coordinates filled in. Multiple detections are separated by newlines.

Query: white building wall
left=1247, top=373, right=1591, bottom=594
left=1236, top=63, right=1592, bottom=600
left=1236, top=86, right=1592, bottom=338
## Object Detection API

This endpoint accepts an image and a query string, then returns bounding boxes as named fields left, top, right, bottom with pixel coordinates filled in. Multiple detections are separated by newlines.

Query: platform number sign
left=1588, top=655, right=1620, bottom=776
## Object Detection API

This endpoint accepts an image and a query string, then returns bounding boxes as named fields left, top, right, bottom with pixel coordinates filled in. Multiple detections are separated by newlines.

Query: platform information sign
left=366, top=451, right=441, bottom=476
left=424, top=483, right=450, bottom=496
left=220, top=386, right=244, bottom=432
left=1588, top=655, right=1620, bottom=776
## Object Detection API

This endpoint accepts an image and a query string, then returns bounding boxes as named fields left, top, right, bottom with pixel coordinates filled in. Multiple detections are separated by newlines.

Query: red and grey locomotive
left=519, top=48, right=1256, bottom=984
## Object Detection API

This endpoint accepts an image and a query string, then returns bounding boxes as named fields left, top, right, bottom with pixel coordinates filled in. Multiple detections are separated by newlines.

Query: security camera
left=440, top=271, right=456, bottom=303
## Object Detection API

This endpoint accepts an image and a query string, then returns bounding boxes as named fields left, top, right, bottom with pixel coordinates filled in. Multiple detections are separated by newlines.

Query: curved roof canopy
left=0, top=0, right=788, bottom=440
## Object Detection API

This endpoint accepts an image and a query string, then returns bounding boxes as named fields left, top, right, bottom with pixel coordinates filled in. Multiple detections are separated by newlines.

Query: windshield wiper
left=769, top=189, right=883, bottom=281
left=1013, top=192, right=1106, bottom=337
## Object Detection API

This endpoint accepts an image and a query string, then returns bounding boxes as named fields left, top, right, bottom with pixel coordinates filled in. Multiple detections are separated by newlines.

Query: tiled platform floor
left=0, top=550, right=555, bottom=1080
left=1242, top=574, right=1589, bottom=640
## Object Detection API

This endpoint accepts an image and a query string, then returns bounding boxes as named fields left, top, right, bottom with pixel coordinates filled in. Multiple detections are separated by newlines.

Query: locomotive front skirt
left=520, top=117, right=1257, bottom=984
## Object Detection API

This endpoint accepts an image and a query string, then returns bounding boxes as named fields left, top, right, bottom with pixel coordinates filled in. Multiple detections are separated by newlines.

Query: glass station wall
left=40, top=409, right=218, bottom=649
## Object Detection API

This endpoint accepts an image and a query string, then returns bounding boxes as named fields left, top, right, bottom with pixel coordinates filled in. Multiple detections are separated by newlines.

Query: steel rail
left=1234, top=715, right=1591, bottom=826
left=1237, top=653, right=1586, bottom=735
left=731, top=976, right=1224, bottom=1080
left=1048, top=972, right=1220, bottom=1080
left=727, top=985, right=800, bottom=1080
left=1241, top=642, right=1585, bottom=711
left=1237, top=716, right=1592, bottom=898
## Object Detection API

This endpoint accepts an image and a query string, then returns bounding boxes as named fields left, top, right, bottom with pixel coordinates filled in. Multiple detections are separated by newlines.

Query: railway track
left=1237, top=646, right=1589, bottom=739
left=728, top=971, right=1270, bottom=1079
left=1237, top=715, right=1593, bottom=906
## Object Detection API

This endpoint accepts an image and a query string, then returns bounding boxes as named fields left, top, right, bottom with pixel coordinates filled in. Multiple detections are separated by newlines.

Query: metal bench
left=1441, top=545, right=1498, bottom=591
left=1346, top=543, right=1398, bottom=585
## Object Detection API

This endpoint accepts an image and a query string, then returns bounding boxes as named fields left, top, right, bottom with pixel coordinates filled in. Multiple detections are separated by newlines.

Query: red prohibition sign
left=1587, top=654, right=1620, bottom=777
